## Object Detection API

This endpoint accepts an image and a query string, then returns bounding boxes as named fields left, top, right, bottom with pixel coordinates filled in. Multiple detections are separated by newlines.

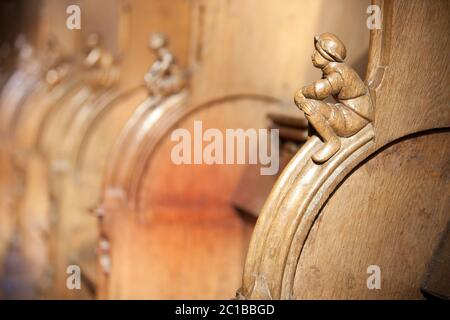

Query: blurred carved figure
left=294, top=33, right=373, bottom=163
left=144, top=33, right=186, bottom=97
left=14, top=34, right=38, bottom=72
left=43, top=37, right=71, bottom=87
left=83, top=33, right=120, bottom=88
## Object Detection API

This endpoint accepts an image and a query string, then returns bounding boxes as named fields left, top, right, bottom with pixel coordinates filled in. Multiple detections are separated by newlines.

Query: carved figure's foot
left=312, top=137, right=341, bottom=163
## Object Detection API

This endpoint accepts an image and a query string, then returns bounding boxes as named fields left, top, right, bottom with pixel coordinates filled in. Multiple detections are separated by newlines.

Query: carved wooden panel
left=28, top=0, right=192, bottom=298
left=189, top=0, right=370, bottom=106
left=239, top=0, right=450, bottom=300
left=293, top=131, right=450, bottom=299
left=100, top=97, right=282, bottom=299
left=4, top=0, right=444, bottom=301
left=95, top=0, right=371, bottom=299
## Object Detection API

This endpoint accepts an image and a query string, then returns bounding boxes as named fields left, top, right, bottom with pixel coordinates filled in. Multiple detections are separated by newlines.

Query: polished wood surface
left=1, top=0, right=447, bottom=301
left=96, top=0, right=370, bottom=299
left=240, top=0, right=450, bottom=300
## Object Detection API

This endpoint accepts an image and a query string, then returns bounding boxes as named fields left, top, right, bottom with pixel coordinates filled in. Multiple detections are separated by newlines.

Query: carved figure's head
left=149, top=32, right=167, bottom=51
left=312, top=33, right=346, bottom=68
left=86, top=33, right=100, bottom=50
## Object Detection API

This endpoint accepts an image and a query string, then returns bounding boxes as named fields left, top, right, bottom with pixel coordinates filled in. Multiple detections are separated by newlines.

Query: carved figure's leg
left=145, top=78, right=159, bottom=96
left=300, top=100, right=341, bottom=163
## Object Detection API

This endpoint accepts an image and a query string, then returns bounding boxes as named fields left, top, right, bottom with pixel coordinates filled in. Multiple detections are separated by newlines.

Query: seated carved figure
left=294, top=33, right=373, bottom=163
left=83, top=33, right=119, bottom=88
left=144, top=33, right=186, bottom=97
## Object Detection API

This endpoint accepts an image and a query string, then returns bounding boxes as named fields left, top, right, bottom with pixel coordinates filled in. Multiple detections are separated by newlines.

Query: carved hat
left=314, top=33, right=346, bottom=62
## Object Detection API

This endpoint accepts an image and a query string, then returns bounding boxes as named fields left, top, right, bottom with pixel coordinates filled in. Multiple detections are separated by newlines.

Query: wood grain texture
left=101, top=98, right=281, bottom=299
left=421, top=222, right=450, bottom=299
left=239, top=0, right=450, bottom=300
left=48, top=87, right=150, bottom=298
left=0, top=152, right=16, bottom=285
left=97, top=0, right=371, bottom=299
left=293, top=131, right=450, bottom=299
left=188, top=0, right=370, bottom=106
left=368, top=0, right=450, bottom=146
left=42, top=0, right=192, bottom=298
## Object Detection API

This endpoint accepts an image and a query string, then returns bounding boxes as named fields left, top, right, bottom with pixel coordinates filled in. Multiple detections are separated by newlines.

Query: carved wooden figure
left=95, top=0, right=371, bottom=299
left=144, top=33, right=186, bottom=97
left=1, top=0, right=376, bottom=299
left=294, top=32, right=373, bottom=163
left=44, top=34, right=187, bottom=298
left=239, top=0, right=450, bottom=300
left=30, top=0, right=193, bottom=295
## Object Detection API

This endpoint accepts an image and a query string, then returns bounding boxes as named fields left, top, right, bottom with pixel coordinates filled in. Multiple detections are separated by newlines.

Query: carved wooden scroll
left=239, top=0, right=450, bottom=299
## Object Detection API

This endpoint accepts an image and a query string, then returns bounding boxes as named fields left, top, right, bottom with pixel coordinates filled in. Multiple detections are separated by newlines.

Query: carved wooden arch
left=59, top=86, right=144, bottom=170
left=2, top=44, right=76, bottom=147
left=33, top=50, right=121, bottom=159
left=239, top=0, right=450, bottom=299
left=33, top=80, right=95, bottom=157
left=11, top=76, right=84, bottom=159
left=56, top=85, right=150, bottom=215
left=100, top=93, right=283, bottom=210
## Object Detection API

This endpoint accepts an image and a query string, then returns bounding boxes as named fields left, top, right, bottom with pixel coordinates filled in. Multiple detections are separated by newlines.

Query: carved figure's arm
left=294, top=72, right=343, bottom=107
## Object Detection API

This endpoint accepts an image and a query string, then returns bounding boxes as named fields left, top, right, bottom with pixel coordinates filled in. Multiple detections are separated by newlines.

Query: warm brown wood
left=231, top=143, right=299, bottom=218
left=13, top=37, right=121, bottom=298
left=421, top=222, right=450, bottom=299
left=3, top=0, right=421, bottom=301
left=35, top=0, right=193, bottom=299
left=292, top=131, right=450, bottom=299
left=96, top=0, right=370, bottom=300
left=0, top=152, right=16, bottom=287
left=232, top=111, right=308, bottom=218
left=239, top=0, right=450, bottom=300
left=188, top=0, right=369, bottom=106
left=48, top=86, right=152, bottom=299
left=294, top=32, right=373, bottom=163
left=0, top=3, right=68, bottom=294
left=100, top=97, right=281, bottom=299
left=0, top=0, right=125, bottom=297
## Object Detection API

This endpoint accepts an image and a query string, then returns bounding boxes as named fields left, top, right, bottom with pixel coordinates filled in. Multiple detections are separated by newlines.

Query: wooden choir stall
left=0, top=0, right=448, bottom=300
